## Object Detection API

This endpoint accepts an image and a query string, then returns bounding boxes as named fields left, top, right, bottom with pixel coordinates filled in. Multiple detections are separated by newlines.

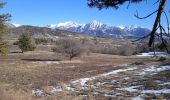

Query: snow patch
left=118, top=26, right=125, bottom=29
left=132, top=96, right=144, bottom=100
left=141, top=89, right=170, bottom=94
left=117, top=85, right=142, bottom=92
left=32, top=89, right=44, bottom=97
left=32, top=61, right=59, bottom=65
left=45, top=61, right=59, bottom=64
left=71, top=67, right=137, bottom=88
left=51, top=86, right=62, bottom=93
left=136, top=52, right=169, bottom=57
left=12, top=23, right=21, bottom=27
left=64, top=84, right=75, bottom=91
left=111, top=80, right=118, bottom=85
left=143, top=65, right=170, bottom=73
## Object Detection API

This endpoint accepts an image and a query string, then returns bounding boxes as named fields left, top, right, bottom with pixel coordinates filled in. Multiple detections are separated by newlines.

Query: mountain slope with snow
left=7, top=21, right=151, bottom=39
left=46, top=21, right=151, bottom=39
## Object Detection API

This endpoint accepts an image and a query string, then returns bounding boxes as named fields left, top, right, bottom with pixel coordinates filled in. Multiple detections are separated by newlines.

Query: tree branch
left=163, top=11, right=170, bottom=36
left=149, top=0, right=167, bottom=47
left=132, top=34, right=150, bottom=42
left=134, top=10, right=158, bottom=19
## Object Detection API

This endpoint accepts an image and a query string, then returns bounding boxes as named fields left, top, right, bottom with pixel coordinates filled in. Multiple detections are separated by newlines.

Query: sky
left=1, top=0, right=170, bottom=29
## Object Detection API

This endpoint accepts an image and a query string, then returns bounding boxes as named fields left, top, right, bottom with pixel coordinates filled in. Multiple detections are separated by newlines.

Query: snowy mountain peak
left=118, top=26, right=125, bottom=30
left=90, top=20, right=102, bottom=25
left=13, top=23, right=21, bottom=27
left=57, top=21, right=80, bottom=27
left=5, top=23, right=21, bottom=28
left=46, top=21, right=84, bottom=30
left=46, top=21, right=150, bottom=38
left=85, top=20, right=104, bottom=30
left=124, top=25, right=140, bottom=31
left=46, top=24, right=57, bottom=29
left=16, top=20, right=150, bottom=39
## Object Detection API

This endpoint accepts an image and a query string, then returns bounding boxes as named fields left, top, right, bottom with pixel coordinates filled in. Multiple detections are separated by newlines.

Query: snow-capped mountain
left=47, top=21, right=85, bottom=32
left=12, top=23, right=21, bottom=27
left=7, top=21, right=151, bottom=39
left=46, top=20, right=151, bottom=39
left=5, top=23, right=21, bottom=28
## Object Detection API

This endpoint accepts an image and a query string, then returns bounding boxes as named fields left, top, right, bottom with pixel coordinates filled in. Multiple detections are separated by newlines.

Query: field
left=0, top=45, right=169, bottom=100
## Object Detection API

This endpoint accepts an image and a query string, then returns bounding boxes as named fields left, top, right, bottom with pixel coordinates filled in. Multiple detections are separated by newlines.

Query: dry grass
left=0, top=51, right=162, bottom=100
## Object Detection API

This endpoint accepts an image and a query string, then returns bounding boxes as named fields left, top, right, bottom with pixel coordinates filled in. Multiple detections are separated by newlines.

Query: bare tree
left=53, top=38, right=83, bottom=61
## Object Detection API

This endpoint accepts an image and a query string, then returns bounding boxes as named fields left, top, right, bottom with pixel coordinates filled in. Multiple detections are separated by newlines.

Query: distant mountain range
left=6, top=20, right=151, bottom=39
left=46, top=20, right=151, bottom=39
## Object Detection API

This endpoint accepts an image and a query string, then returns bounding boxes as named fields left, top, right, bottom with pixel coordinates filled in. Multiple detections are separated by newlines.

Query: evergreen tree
left=0, top=2, right=11, bottom=55
left=15, top=34, right=35, bottom=53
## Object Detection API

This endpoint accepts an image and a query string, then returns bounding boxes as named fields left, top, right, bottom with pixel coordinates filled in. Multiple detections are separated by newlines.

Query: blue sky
left=1, top=0, right=170, bottom=29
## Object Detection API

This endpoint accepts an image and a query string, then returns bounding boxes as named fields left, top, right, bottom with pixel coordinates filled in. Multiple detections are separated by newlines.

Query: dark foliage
left=0, top=2, right=11, bottom=55
left=14, top=34, right=35, bottom=53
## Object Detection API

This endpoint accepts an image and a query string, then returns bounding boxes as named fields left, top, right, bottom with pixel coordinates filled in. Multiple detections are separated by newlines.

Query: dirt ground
left=0, top=51, right=168, bottom=100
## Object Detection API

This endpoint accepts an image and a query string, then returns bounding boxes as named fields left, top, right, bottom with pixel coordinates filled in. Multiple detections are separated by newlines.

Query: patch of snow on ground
left=143, top=65, right=170, bottom=73
left=117, top=85, right=142, bottom=92
left=32, top=61, right=59, bottom=65
left=160, top=82, right=170, bottom=86
left=136, top=52, right=168, bottom=57
left=123, top=77, right=130, bottom=80
left=71, top=77, right=95, bottom=87
left=155, top=80, right=170, bottom=86
left=141, top=89, right=170, bottom=94
left=32, top=89, right=44, bottom=97
left=103, top=93, right=116, bottom=97
left=64, top=84, right=75, bottom=91
left=51, top=86, right=62, bottom=93
left=71, top=67, right=137, bottom=88
left=132, top=96, right=144, bottom=100
left=45, top=61, right=59, bottom=64
left=111, top=80, right=118, bottom=85
left=99, top=67, right=138, bottom=77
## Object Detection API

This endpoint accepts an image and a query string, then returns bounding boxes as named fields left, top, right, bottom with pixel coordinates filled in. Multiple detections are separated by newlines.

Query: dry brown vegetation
left=0, top=48, right=162, bottom=100
left=0, top=36, right=169, bottom=100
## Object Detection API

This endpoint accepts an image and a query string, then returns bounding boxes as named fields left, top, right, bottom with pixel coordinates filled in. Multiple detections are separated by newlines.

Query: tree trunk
left=149, top=0, right=167, bottom=47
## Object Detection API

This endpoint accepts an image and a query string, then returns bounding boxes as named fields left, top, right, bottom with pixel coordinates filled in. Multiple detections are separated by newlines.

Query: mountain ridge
left=46, top=20, right=151, bottom=39
left=7, top=20, right=151, bottom=39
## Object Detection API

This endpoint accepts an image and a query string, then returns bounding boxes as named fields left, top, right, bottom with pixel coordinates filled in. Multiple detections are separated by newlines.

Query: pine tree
left=15, top=34, right=35, bottom=53
left=0, top=2, right=11, bottom=55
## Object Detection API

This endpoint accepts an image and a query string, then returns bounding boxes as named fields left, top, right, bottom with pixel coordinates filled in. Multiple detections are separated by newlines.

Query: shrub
left=14, top=34, right=36, bottom=53
left=158, top=57, right=167, bottom=61
left=0, top=41, right=8, bottom=55
left=53, top=38, right=83, bottom=60
left=118, top=44, right=135, bottom=56
left=34, top=38, right=48, bottom=45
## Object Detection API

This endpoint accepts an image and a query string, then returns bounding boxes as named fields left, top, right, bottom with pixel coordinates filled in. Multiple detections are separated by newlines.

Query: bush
left=53, top=38, right=83, bottom=60
left=135, top=42, right=150, bottom=53
left=158, top=57, right=167, bottom=61
left=87, top=40, right=135, bottom=56
left=14, top=34, right=36, bottom=53
left=35, top=38, right=48, bottom=45
left=0, top=41, right=8, bottom=55
left=119, top=44, right=135, bottom=56
left=89, top=44, right=119, bottom=55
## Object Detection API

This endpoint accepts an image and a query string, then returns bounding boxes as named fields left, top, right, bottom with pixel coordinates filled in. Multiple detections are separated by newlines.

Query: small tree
left=0, top=41, right=8, bottom=55
left=14, top=34, right=35, bottom=53
left=53, top=38, right=83, bottom=61
left=0, top=2, right=11, bottom=55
